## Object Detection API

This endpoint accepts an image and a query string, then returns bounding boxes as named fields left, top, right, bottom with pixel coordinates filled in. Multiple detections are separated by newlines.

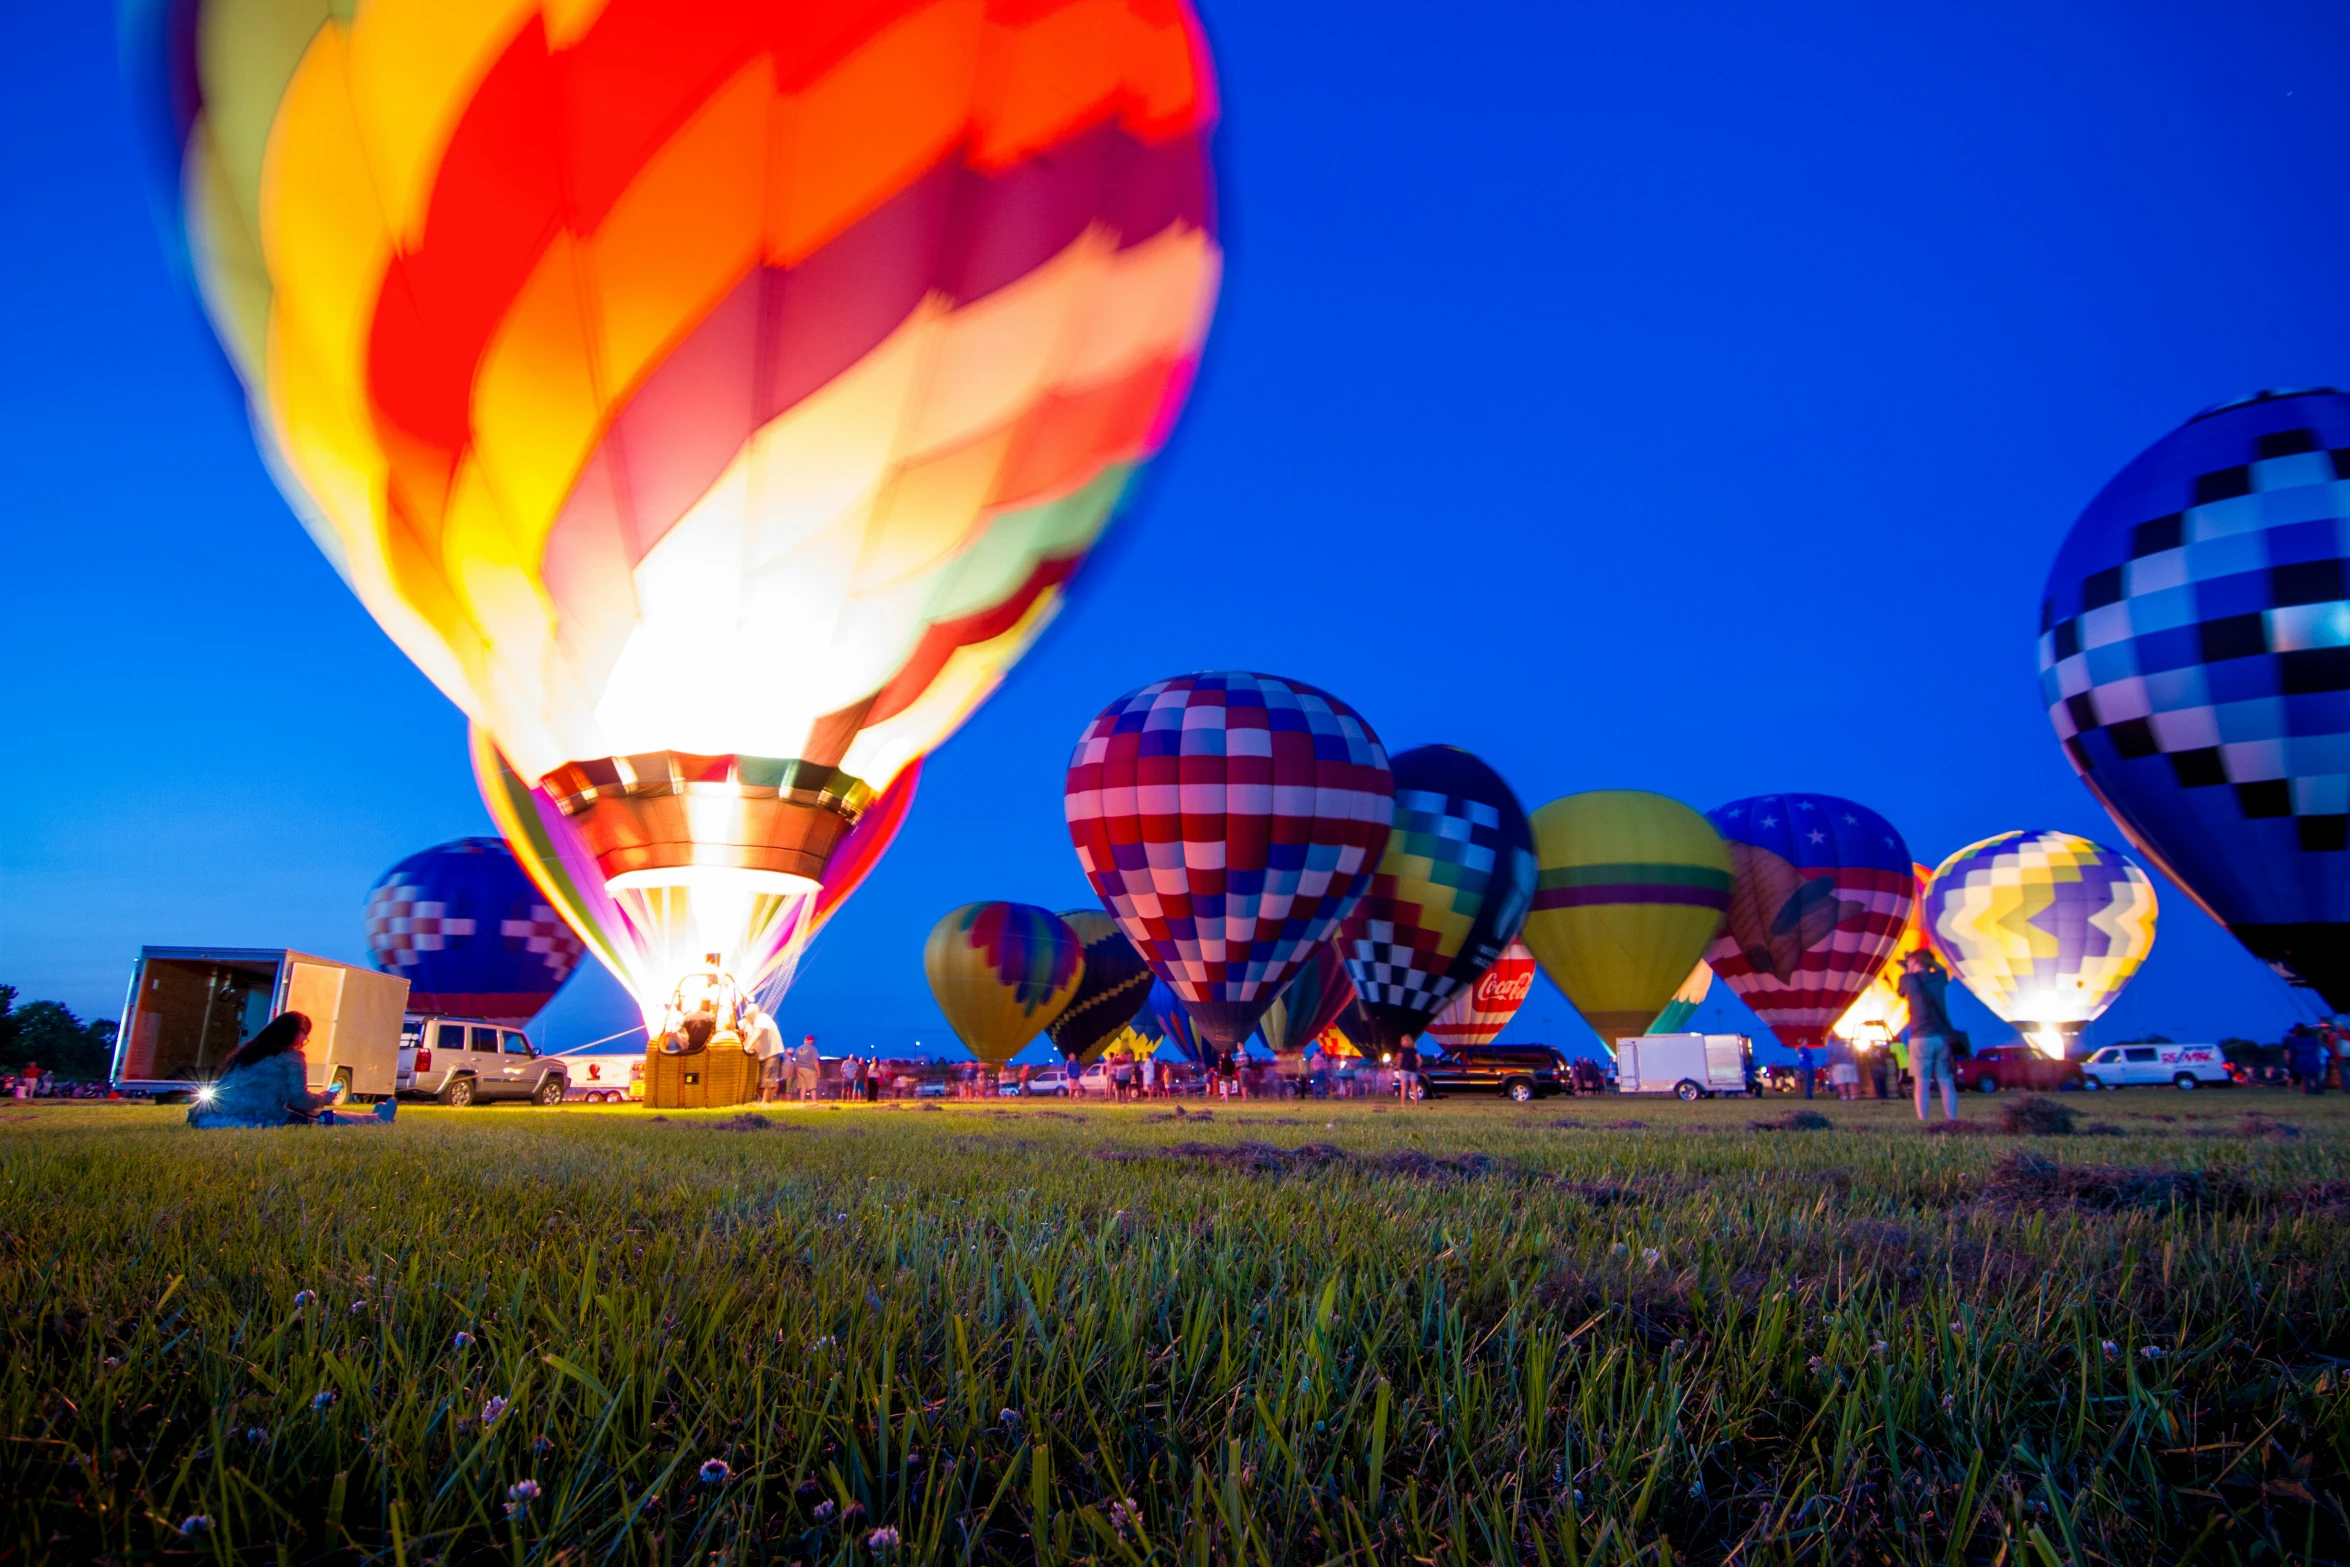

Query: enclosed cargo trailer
left=1614, top=1033, right=1752, bottom=1099
left=113, top=948, right=407, bottom=1101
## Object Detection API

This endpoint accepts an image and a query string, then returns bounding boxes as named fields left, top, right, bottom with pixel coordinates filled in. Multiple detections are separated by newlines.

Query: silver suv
left=397, top=1017, right=567, bottom=1107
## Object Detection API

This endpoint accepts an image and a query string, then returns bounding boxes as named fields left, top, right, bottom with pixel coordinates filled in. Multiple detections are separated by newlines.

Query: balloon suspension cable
left=553, top=1025, right=651, bottom=1056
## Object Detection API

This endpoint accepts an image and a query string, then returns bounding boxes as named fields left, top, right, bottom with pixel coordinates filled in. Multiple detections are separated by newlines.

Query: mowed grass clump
left=6, top=1094, right=2350, bottom=1563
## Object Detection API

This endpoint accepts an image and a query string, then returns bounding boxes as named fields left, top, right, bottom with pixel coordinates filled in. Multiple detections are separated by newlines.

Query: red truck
left=1961, top=1042, right=2084, bottom=1095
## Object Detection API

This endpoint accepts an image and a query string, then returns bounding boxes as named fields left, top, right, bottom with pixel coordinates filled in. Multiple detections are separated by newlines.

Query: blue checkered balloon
left=2041, top=388, right=2350, bottom=1008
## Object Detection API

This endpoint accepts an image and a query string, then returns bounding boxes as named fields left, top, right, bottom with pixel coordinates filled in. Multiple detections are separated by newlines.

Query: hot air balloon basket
left=645, top=1041, right=760, bottom=1110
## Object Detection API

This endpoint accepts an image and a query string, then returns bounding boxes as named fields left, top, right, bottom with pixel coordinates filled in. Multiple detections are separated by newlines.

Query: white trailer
left=1614, top=1033, right=1752, bottom=1099
left=113, top=947, right=408, bottom=1102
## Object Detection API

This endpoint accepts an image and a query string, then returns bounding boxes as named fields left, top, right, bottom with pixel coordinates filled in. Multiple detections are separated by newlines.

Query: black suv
left=1419, top=1045, right=1573, bottom=1101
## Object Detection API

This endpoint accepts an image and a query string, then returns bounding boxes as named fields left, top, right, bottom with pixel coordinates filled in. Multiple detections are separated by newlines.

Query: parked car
left=2079, top=1041, right=2236, bottom=1091
left=397, top=1016, right=567, bottom=1106
left=1419, top=1044, right=1574, bottom=1102
left=1962, top=1043, right=2084, bottom=1094
left=914, top=1077, right=949, bottom=1098
left=1003, top=1067, right=1072, bottom=1096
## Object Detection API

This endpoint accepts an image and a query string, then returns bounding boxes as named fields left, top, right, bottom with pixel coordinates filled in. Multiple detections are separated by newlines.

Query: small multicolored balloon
left=1044, top=911, right=1156, bottom=1065
left=1921, top=831, right=2158, bottom=1053
left=1065, top=673, right=1394, bottom=1050
left=1337, top=746, right=1537, bottom=1052
left=923, top=904, right=1085, bottom=1065
left=1520, top=791, right=1732, bottom=1045
left=2041, top=388, right=2350, bottom=1007
left=364, top=838, right=583, bottom=1025
left=1258, top=944, right=1357, bottom=1058
left=1421, top=939, right=1538, bottom=1051
left=1705, top=795, right=1915, bottom=1052
left=1144, top=979, right=1211, bottom=1064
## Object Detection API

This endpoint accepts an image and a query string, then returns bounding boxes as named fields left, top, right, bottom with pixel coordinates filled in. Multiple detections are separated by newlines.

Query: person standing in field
left=1397, top=1040, right=1420, bottom=1105
left=794, top=1036, right=820, bottom=1102
left=1899, top=949, right=1960, bottom=1123
left=1796, top=1043, right=1817, bottom=1099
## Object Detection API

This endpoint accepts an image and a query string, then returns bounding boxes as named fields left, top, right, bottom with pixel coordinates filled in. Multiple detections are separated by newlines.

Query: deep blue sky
left=8, top=0, right=2350, bottom=1061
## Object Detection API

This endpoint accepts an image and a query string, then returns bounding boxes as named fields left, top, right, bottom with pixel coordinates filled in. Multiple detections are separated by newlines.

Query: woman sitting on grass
left=187, top=1012, right=396, bottom=1129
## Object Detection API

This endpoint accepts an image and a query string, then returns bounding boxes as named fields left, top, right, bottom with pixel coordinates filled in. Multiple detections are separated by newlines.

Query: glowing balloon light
left=133, top=0, right=1222, bottom=1025
left=1921, top=831, right=2157, bottom=1057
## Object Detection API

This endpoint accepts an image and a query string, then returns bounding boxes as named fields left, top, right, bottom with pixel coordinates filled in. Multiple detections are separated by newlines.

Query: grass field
left=6, top=1088, right=2350, bottom=1565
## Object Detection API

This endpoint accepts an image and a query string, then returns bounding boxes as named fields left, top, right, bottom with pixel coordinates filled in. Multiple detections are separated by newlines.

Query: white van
left=2078, top=1041, right=2236, bottom=1091
left=1615, top=1034, right=1752, bottom=1099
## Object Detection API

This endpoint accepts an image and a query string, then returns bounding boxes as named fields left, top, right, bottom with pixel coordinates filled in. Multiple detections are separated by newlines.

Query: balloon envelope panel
left=2041, top=388, right=2350, bottom=1006
left=1521, top=791, right=1731, bottom=1045
left=364, top=838, right=583, bottom=1024
left=1065, top=673, right=1394, bottom=1049
left=1830, top=865, right=1933, bottom=1045
left=138, top=0, right=1220, bottom=1017
left=1044, top=910, right=1155, bottom=1064
left=924, top=903, right=1085, bottom=1064
left=1921, top=831, right=2157, bottom=1035
left=1337, top=746, right=1536, bottom=1051
left=1644, top=961, right=1714, bottom=1037
left=1422, top=939, right=1538, bottom=1051
left=1706, top=795, right=1915, bottom=1051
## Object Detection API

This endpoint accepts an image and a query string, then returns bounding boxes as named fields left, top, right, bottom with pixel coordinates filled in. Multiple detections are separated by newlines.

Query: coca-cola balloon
left=1421, top=939, right=1537, bottom=1051
left=1065, top=673, right=1394, bottom=1050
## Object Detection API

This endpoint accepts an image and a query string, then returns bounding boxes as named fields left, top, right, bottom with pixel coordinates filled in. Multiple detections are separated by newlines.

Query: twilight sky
left=7, top=0, right=2350, bottom=1061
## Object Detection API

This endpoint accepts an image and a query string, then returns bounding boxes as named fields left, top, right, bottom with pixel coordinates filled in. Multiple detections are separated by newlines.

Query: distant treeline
left=0, top=987, right=117, bottom=1079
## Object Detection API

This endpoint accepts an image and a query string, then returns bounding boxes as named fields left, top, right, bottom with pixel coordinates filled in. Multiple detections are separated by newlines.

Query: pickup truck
left=1962, top=1043, right=2085, bottom=1095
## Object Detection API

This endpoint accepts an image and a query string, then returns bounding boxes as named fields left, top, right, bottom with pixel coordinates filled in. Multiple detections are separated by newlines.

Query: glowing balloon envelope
left=1421, top=939, right=1538, bottom=1051
left=924, top=903, right=1086, bottom=1065
left=1920, top=831, right=2157, bottom=1055
left=1065, top=673, right=1394, bottom=1049
left=1521, top=791, right=1732, bottom=1044
left=1830, top=863, right=1935, bottom=1048
left=1336, top=746, right=1537, bottom=1052
left=1045, top=911, right=1155, bottom=1065
left=1706, top=795, right=1916, bottom=1052
left=2041, top=388, right=2350, bottom=1006
left=135, top=1, right=1222, bottom=1026
left=1258, top=943, right=1357, bottom=1058
left=364, top=838, right=584, bottom=1025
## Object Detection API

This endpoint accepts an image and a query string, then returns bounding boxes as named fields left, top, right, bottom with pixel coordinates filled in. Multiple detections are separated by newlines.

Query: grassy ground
left=6, top=1087, right=2350, bottom=1564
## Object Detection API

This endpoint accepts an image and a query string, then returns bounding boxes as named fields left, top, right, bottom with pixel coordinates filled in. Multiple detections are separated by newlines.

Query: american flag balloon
left=1704, top=794, right=1917, bottom=1051
left=1066, top=673, right=1394, bottom=1050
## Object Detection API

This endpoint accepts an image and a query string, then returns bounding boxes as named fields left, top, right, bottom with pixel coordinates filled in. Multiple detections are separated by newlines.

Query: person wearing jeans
left=1899, top=949, right=1960, bottom=1122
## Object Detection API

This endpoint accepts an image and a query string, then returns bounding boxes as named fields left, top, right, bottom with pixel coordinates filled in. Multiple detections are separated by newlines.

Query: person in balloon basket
left=1898, top=950, right=1961, bottom=1123
left=188, top=1012, right=397, bottom=1129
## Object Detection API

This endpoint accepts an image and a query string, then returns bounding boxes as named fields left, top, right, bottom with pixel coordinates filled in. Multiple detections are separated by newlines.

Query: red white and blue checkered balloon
left=1066, top=673, right=1395, bottom=1049
left=364, top=838, right=584, bottom=1026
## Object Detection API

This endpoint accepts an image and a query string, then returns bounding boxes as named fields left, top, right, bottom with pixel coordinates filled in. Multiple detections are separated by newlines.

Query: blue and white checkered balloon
left=2041, top=388, right=2350, bottom=1008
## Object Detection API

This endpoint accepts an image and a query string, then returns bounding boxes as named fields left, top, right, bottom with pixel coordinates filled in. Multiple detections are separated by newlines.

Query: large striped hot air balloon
left=1706, top=795, right=1916, bottom=1053
left=1336, top=746, right=1537, bottom=1053
left=1521, top=791, right=1733, bottom=1046
left=924, top=903, right=1086, bottom=1065
left=1065, top=673, right=1395, bottom=1050
left=1920, top=832, right=2157, bottom=1057
left=131, top=0, right=1222, bottom=1030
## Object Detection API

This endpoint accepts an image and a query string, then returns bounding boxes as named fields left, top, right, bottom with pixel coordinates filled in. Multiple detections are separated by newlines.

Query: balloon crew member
left=1397, top=1039, right=1421, bottom=1105
left=1899, top=950, right=1960, bottom=1123
left=188, top=1012, right=397, bottom=1129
